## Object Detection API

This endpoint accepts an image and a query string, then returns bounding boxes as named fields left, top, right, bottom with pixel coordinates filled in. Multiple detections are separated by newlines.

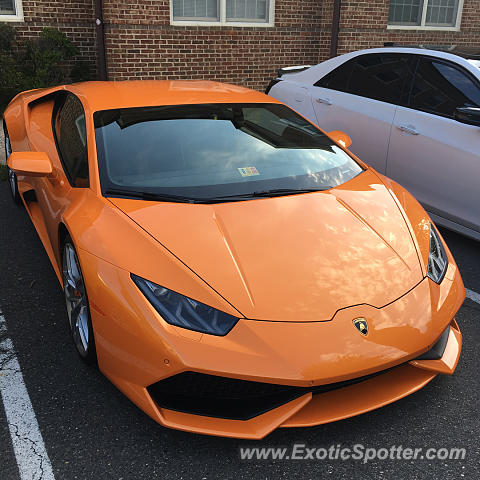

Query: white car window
left=315, top=53, right=414, bottom=106
left=410, top=58, right=480, bottom=117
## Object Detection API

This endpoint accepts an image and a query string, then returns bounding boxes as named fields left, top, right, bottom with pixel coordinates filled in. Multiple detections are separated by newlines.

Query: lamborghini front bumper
left=79, top=247, right=464, bottom=439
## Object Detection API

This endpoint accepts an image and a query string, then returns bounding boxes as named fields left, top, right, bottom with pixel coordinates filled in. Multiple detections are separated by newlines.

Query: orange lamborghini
left=3, top=80, right=464, bottom=439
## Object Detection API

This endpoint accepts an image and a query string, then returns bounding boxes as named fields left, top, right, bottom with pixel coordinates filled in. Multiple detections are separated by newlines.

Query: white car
left=267, top=46, right=480, bottom=241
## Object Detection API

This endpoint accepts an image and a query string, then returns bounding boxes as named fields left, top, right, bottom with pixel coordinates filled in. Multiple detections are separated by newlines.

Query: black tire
left=3, top=126, right=21, bottom=205
left=62, top=235, right=97, bottom=364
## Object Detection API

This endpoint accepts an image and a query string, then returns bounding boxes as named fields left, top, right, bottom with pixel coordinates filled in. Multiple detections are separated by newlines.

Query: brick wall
left=2, top=0, right=97, bottom=77
left=337, top=0, right=480, bottom=54
left=3, top=0, right=480, bottom=92
left=103, top=0, right=329, bottom=91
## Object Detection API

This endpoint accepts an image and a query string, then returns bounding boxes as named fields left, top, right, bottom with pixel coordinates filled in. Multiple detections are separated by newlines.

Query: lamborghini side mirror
left=7, top=152, right=53, bottom=177
left=327, top=130, right=352, bottom=148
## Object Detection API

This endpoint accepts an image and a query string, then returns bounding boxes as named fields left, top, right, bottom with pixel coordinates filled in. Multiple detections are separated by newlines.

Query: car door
left=310, top=53, right=414, bottom=173
left=34, top=93, right=90, bottom=261
left=387, top=56, right=480, bottom=234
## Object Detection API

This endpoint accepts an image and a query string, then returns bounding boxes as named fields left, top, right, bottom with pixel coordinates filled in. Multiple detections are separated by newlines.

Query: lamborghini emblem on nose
left=353, top=318, right=368, bottom=336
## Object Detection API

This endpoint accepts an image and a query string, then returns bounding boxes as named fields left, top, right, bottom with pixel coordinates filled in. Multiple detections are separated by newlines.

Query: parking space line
left=0, top=311, right=55, bottom=480
left=466, top=288, right=480, bottom=305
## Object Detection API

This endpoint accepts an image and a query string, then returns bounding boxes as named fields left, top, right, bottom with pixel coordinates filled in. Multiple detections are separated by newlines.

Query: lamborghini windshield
left=94, top=103, right=363, bottom=202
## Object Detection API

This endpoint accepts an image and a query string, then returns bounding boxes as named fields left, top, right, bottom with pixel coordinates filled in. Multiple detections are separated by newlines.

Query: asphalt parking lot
left=0, top=179, right=479, bottom=480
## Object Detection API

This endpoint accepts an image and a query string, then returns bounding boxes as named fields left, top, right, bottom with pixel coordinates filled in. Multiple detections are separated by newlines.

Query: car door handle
left=397, top=124, right=419, bottom=135
left=316, top=97, right=332, bottom=106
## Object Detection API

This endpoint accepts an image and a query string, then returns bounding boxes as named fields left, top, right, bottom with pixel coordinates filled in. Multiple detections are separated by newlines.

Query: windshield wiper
left=104, top=188, right=197, bottom=204
left=105, top=187, right=331, bottom=205
left=252, top=187, right=331, bottom=196
left=203, top=187, right=331, bottom=203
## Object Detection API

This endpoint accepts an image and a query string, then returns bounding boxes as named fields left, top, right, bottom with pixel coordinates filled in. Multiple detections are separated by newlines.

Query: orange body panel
left=2, top=80, right=465, bottom=438
left=109, top=169, right=424, bottom=321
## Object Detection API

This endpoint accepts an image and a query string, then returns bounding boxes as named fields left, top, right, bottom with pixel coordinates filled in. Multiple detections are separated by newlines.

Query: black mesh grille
left=148, top=372, right=303, bottom=420
left=148, top=368, right=395, bottom=421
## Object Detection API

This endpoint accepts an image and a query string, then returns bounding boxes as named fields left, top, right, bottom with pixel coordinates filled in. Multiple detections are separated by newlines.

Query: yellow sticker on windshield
left=238, top=167, right=259, bottom=177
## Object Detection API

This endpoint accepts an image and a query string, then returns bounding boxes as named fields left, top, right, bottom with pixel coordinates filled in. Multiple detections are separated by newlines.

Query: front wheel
left=62, top=236, right=97, bottom=364
left=4, top=129, right=21, bottom=204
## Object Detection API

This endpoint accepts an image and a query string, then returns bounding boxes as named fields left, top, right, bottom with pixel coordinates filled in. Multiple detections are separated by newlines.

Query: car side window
left=315, top=54, right=414, bottom=106
left=53, top=94, right=89, bottom=187
left=314, top=59, right=354, bottom=93
left=409, top=58, right=480, bottom=118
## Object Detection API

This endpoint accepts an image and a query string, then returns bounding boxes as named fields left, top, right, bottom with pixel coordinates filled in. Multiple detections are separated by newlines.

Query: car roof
left=351, top=46, right=480, bottom=66
left=383, top=43, right=480, bottom=60
left=18, top=80, right=278, bottom=113
left=283, top=47, right=480, bottom=84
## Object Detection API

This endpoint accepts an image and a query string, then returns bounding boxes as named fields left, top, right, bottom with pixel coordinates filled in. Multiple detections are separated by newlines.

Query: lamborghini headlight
left=131, top=274, right=239, bottom=336
left=427, top=224, right=448, bottom=284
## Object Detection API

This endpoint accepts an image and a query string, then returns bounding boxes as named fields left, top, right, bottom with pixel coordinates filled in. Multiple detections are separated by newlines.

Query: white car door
left=387, top=56, right=480, bottom=234
left=309, top=53, right=414, bottom=173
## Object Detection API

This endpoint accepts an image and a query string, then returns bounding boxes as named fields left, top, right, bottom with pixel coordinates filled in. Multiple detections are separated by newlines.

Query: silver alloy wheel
left=5, top=135, right=17, bottom=197
left=62, top=242, right=90, bottom=356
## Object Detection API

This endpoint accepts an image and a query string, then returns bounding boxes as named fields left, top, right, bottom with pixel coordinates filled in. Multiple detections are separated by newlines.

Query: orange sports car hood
left=110, top=170, right=423, bottom=321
